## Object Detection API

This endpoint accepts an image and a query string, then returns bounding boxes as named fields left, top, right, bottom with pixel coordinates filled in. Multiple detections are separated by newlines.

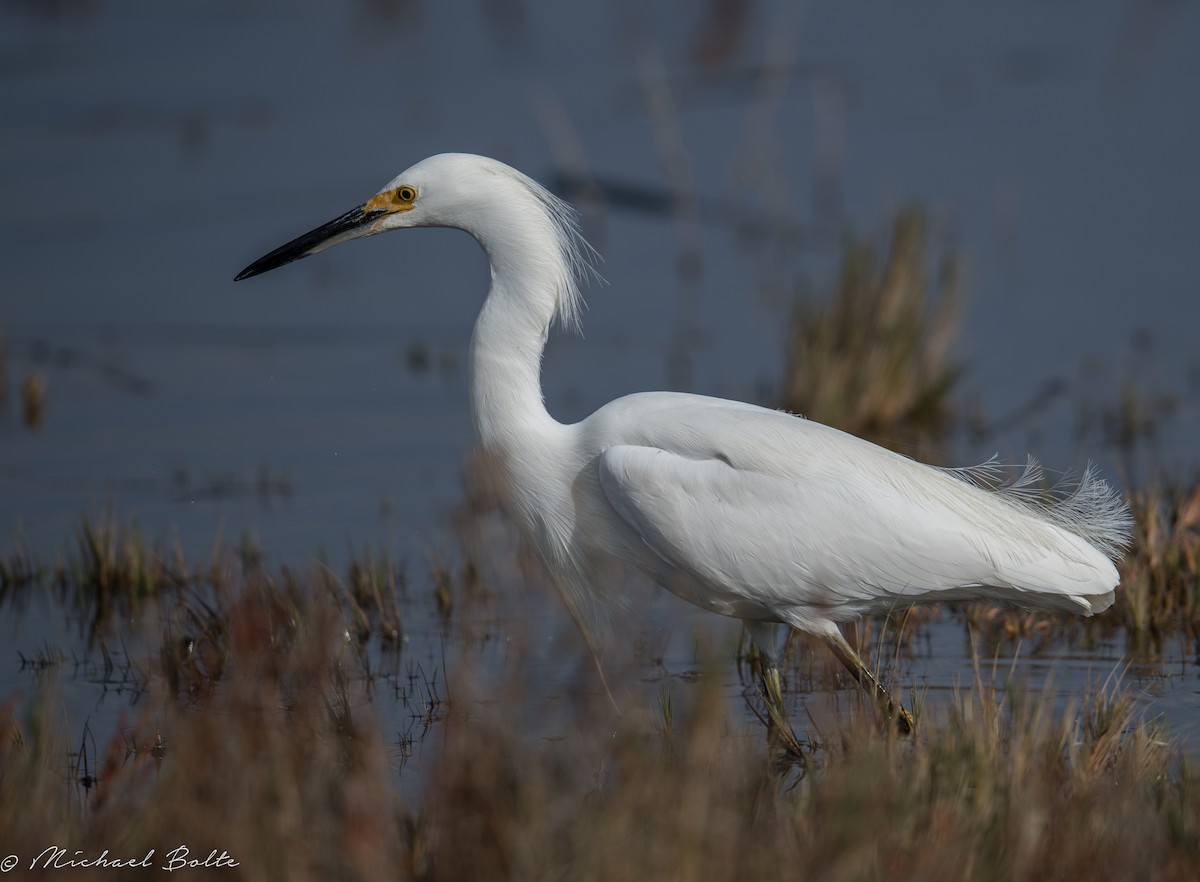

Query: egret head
left=234, top=153, right=596, bottom=331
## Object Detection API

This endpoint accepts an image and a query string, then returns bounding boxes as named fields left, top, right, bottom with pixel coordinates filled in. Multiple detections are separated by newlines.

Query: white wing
left=596, top=421, right=1120, bottom=632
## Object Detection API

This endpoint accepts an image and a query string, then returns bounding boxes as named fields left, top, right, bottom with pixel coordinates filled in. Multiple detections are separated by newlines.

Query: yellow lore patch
left=365, top=186, right=418, bottom=213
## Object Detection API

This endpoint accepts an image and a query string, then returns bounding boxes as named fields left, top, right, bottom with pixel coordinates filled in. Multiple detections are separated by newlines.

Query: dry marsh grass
left=2, top=594, right=1197, bottom=882
left=781, top=209, right=962, bottom=458
left=2, top=520, right=1199, bottom=881
left=1115, top=481, right=1200, bottom=637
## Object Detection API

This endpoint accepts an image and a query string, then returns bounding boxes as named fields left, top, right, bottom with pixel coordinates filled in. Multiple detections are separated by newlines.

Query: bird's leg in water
left=759, top=660, right=807, bottom=757
left=822, top=628, right=914, bottom=734
left=744, top=622, right=806, bottom=757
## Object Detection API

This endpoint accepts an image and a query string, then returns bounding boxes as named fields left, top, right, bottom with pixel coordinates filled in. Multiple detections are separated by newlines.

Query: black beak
left=234, top=204, right=387, bottom=281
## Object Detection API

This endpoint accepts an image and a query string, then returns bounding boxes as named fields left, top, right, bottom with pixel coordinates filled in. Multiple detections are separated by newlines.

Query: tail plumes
left=949, top=456, right=1133, bottom=560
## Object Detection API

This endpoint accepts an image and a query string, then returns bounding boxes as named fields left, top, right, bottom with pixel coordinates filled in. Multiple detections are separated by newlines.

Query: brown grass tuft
left=781, top=209, right=962, bottom=458
left=1115, top=481, right=1200, bottom=637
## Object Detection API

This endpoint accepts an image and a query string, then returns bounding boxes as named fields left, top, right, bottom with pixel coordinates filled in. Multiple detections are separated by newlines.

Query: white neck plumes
left=463, top=163, right=595, bottom=453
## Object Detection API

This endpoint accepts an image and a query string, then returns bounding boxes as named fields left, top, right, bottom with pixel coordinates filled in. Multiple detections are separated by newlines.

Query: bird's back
left=582, top=391, right=1129, bottom=626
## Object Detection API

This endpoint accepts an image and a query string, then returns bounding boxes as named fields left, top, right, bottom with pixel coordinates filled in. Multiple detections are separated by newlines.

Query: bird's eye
left=397, top=186, right=417, bottom=202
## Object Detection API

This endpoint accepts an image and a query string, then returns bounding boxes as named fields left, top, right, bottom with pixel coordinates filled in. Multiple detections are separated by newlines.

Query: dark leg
left=744, top=621, right=807, bottom=757
left=821, top=626, right=914, bottom=734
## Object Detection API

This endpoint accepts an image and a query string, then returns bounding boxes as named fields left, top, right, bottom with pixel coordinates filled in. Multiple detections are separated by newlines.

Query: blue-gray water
left=2, top=0, right=1198, bottom=768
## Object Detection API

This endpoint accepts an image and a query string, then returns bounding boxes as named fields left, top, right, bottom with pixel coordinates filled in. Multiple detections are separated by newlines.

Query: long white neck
left=467, top=213, right=566, bottom=455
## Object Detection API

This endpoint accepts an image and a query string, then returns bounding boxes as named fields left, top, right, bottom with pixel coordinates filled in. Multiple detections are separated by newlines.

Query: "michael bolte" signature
left=2, top=845, right=239, bottom=872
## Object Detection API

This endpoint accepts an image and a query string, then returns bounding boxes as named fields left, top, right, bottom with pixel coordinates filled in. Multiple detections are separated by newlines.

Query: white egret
left=236, top=153, right=1132, bottom=742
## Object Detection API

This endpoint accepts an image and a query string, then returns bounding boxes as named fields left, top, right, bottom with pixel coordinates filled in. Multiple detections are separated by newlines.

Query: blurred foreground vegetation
left=0, top=505, right=1199, bottom=881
